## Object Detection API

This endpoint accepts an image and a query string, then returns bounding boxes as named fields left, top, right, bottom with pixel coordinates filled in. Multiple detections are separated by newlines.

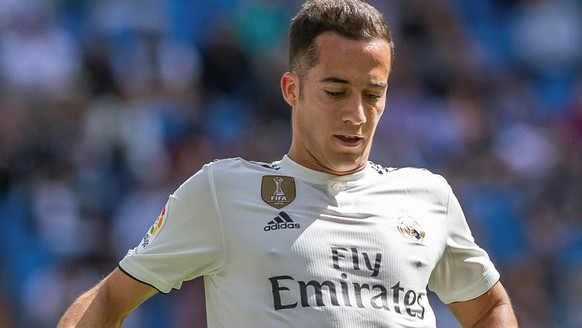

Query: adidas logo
left=264, top=211, right=300, bottom=232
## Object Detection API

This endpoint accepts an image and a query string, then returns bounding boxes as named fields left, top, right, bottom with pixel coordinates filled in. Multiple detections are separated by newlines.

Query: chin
left=329, top=159, right=366, bottom=175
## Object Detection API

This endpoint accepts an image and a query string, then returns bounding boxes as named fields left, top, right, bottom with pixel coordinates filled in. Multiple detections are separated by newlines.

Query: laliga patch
left=261, top=175, right=296, bottom=209
left=137, top=201, right=169, bottom=252
left=397, top=215, right=425, bottom=242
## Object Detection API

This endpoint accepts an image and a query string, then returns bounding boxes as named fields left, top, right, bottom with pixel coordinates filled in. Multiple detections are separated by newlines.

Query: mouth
left=335, top=135, right=363, bottom=146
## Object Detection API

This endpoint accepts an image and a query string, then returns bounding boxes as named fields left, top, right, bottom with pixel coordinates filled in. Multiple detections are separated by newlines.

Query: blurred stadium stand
left=0, top=0, right=580, bottom=327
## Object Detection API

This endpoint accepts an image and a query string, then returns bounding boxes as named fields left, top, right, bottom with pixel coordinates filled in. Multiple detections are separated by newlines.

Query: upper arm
left=429, top=182, right=501, bottom=303
left=98, top=267, right=158, bottom=318
left=448, top=282, right=518, bottom=328
left=60, top=267, right=158, bottom=327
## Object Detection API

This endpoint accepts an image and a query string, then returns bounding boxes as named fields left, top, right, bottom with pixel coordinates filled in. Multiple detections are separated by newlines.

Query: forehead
left=311, top=32, right=392, bottom=79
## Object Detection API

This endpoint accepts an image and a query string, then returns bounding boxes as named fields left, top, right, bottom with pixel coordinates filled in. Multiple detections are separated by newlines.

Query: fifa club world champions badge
left=261, top=176, right=296, bottom=209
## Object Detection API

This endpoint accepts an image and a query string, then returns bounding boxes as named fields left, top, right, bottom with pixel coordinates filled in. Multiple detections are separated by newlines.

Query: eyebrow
left=319, top=76, right=387, bottom=89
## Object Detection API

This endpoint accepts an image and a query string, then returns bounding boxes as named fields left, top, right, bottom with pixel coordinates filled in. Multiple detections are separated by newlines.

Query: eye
left=325, top=90, right=345, bottom=97
left=366, top=93, right=382, bottom=102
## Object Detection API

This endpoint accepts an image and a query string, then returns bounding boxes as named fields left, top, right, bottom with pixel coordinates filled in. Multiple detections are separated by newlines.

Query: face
left=282, top=32, right=392, bottom=175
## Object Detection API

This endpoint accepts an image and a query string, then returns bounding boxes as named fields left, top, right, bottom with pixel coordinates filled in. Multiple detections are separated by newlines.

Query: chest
left=217, top=178, right=448, bottom=286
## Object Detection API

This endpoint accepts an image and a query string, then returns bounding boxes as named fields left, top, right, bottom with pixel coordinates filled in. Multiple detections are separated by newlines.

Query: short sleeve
left=428, top=184, right=500, bottom=304
left=119, top=163, right=225, bottom=293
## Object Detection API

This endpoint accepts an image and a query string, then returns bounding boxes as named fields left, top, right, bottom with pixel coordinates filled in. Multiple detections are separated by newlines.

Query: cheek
left=372, top=106, right=385, bottom=122
left=298, top=94, right=327, bottom=126
left=297, top=107, right=329, bottom=148
left=294, top=104, right=316, bottom=136
left=299, top=108, right=322, bottom=136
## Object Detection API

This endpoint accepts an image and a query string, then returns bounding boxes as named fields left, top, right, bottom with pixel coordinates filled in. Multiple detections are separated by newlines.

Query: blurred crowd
left=0, top=0, right=580, bottom=327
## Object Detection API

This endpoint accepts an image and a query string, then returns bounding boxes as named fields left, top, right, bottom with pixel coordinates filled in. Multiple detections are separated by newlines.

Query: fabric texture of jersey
left=119, top=156, right=500, bottom=328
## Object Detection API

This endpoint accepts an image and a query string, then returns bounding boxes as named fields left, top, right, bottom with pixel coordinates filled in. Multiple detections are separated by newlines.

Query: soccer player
left=59, top=0, right=518, bottom=327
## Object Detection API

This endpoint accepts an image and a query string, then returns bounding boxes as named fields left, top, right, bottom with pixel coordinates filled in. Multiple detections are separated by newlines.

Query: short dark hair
left=288, top=0, right=394, bottom=78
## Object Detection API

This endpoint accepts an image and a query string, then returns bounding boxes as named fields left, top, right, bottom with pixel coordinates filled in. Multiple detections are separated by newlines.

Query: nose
left=342, top=94, right=366, bottom=125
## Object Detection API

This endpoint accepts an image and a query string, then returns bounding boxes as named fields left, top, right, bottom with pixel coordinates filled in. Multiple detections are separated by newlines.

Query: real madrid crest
left=261, top=175, right=296, bottom=209
left=397, top=215, right=425, bottom=242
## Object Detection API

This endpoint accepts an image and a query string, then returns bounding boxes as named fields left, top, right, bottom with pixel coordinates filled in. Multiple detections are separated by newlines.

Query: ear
left=281, top=72, right=299, bottom=107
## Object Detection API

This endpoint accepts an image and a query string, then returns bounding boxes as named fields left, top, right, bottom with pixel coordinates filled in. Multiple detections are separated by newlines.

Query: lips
left=335, top=135, right=363, bottom=145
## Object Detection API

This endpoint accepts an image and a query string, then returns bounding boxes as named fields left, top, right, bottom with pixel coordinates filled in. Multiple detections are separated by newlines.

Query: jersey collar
left=277, top=155, right=371, bottom=185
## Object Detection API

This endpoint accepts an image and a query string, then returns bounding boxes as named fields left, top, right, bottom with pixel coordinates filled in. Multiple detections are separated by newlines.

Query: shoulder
left=176, top=157, right=280, bottom=196
left=207, top=157, right=281, bottom=172
left=202, top=157, right=282, bottom=181
left=368, top=161, right=450, bottom=193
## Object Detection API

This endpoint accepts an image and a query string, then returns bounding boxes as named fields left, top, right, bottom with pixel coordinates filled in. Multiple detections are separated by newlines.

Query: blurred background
left=0, top=0, right=580, bottom=327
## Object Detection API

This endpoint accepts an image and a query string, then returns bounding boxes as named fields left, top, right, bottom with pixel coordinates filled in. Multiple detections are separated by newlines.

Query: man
left=59, top=0, right=518, bottom=327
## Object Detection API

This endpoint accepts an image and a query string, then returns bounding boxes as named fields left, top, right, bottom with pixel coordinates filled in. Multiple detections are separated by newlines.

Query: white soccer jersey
left=119, top=156, right=500, bottom=328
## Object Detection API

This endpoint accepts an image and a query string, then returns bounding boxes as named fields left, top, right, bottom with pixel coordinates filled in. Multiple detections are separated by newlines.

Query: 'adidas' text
left=264, top=211, right=300, bottom=232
